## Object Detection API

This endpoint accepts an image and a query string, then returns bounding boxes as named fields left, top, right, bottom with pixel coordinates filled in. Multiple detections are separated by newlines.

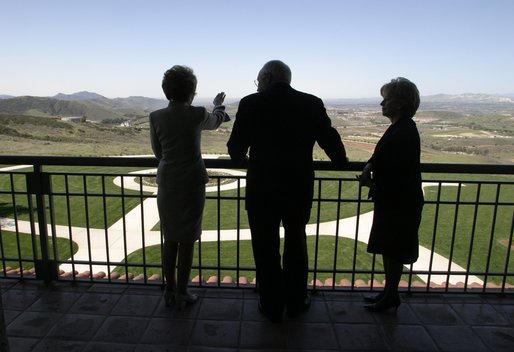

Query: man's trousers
left=247, top=204, right=310, bottom=315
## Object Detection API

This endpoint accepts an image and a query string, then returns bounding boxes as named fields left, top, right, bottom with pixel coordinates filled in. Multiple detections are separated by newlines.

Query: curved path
left=0, top=159, right=482, bottom=285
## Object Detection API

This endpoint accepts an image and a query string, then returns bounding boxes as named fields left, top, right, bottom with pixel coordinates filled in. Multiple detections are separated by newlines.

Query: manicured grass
left=419, top=175, right=514, bottom=285
left=113, top=235, right=395, bottom=284
left=1, top=165, right=512, bottom=285
left=0, top=230, right=78, bottom=270
left=0, top=165, right=149, bottom=229
left=127, top=173, right=514, bottom=285
left=152, top=171, right=375, bottom=231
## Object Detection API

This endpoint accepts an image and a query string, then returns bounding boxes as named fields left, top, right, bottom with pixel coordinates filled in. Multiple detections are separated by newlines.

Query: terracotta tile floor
left=2, top=280, right=513, bottom=351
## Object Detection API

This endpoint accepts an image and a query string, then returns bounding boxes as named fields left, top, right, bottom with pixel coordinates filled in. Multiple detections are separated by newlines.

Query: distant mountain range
left=325, top=93, right=514, bottom=106
left=0, top=91, right=168, bottom=122
left=0, top=91, right=513, bottom=122
left=423, top=93, right=514, bottom=104
left=53, top=91, right=107, bottom=101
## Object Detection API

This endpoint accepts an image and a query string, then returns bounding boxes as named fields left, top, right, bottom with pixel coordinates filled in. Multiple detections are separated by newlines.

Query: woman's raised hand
left=213, top=92, right=226, bottom=106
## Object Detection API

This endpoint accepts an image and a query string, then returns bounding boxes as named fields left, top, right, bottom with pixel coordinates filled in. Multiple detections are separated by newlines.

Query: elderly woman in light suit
left=358, top=77, right=424, bottom=313
left=150, top=65, right=230, bottom=308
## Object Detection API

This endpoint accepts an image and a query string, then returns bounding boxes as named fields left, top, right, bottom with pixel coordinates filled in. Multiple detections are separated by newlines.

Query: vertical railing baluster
left=101, top=175, right=111, bottom=282
left=198, top=185, right=203, bottom=288
left=406, top=263, right=414, bottom=294
left=236, top=178, right=241, bottom=288
left=139, top=175, right=147, bottom=284
left=465, top=183, right=481, bottom=292
left=445, top=182, right=462, bottom=292
left=312, top=178, right=322, bottom=291
left=158, top=217, right=164, bottom=287
left=427, top=182, right=443, bottom=292
left=64, top=175, right=76, bottom=279
left=198, top=229, right=203, bottom=287
left=217, top=177, right=221, bottom=286
left=82, top=175, right=93, bottom=279
left=0, top=175, right=6, bottom=275
left=10, top=174, right=24, bottom=277
left=351, top=181, right=363, bottom=291
left=371, top=254, right=378, bottom=291
left=121, top=176, right=129, bottom=283
left=483, top=183, right=502, bottom=290
left=331, top=179, right=343, bottom=291
left=47, top=172, right=59, bottom=279
left=0, top=216, right=4, bottom=277
left=26, top=175, right=37, bottom=280
left=501, top=204, right=514, bottom=293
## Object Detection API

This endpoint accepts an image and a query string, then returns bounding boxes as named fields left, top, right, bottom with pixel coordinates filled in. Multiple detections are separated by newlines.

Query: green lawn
left=113, top=235, right=391, bottom=284
left=129, top=173, right=514, bottom=285
left=0, top=165, right=149, bottom=229
left=152, top=171, right=375, bottom=231
left=419, top=175, right=514, bottom=284
left=1, top=166, right=512, bottom=285
left=0, top=230, right=78, bottom=270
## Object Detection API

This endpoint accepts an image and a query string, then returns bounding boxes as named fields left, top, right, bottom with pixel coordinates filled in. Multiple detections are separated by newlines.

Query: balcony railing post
left=26, top=165, right=57, bottom=282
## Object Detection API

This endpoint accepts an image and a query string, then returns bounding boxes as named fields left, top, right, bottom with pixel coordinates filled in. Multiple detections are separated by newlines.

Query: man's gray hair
left=262, top=60, right=292, bottom=84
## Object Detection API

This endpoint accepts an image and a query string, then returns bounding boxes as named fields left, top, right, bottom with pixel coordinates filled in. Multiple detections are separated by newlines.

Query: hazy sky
left=1, top=0, right=513, bottom=99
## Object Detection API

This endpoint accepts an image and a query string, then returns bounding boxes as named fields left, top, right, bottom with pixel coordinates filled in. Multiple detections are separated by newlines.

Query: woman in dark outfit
left=358, top=77, right=424, bottom=312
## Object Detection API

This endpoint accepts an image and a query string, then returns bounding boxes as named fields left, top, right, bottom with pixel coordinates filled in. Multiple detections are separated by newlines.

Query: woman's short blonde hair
left=381, top=77, right=420, bottom=118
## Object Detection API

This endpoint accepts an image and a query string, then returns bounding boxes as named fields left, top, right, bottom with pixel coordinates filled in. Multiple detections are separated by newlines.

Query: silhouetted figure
left=150, top=65, right=230, bottom=309
left=227, top=60, right=348, bottom=322
left=357, top=77, right=424, bottom=312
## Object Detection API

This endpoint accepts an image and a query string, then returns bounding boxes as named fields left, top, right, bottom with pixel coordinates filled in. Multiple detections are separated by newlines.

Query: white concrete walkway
left=0, top=160, right=483, bottom=285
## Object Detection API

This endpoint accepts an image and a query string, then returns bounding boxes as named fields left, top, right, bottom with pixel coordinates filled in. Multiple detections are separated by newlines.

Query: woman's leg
left=383, top=255, right=403, bottom=300
left=163, top=240, right=178, bottom=292
left=364, top=256, right=403, bottom=311
left=177, top=242, right=195, bottom=295
left=364, top=256, right=388, bottom=303
left=162, top=240, right=179, bottom=306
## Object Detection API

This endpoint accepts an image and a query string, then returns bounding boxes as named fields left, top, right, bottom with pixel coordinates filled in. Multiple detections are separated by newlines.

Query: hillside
left=0, top=94, right=168, bottom=122
left=0, top=92, right=512, bottom=163
left=2, top=91, right=513, bottom=122
left=0, top=114, right=151, bottom=156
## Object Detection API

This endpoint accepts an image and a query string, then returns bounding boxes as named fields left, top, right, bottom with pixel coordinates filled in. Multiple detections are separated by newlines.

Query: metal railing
left=0, top=156, right=513, bottom=294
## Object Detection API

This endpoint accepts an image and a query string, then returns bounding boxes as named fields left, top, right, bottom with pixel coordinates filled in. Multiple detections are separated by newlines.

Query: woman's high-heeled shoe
left=175, top=293, right=198, bottom=310
left=363, top=292, right=385, bottom=304
left=364, top=297, right=401, bottom=313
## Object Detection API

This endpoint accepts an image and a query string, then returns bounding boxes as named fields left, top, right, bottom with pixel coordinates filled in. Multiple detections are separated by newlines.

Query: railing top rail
left=0, top=155, right=513, bottom=175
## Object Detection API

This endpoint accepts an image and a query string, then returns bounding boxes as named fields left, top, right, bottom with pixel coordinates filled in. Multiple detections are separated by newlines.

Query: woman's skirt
left=157, top=185, right=205, bottom=244
left=367, top=200, right=423, bottom=264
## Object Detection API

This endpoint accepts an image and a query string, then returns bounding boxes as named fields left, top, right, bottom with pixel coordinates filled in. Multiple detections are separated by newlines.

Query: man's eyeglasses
left=254, top=79, right=259, bottom=87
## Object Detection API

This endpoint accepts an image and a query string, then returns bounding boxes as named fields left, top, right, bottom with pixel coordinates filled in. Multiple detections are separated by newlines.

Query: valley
left=0, top=93, right=513, bottom=164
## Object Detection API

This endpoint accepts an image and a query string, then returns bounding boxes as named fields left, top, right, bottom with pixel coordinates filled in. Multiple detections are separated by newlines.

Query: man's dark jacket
left=227, top=83, right=347, bottom=210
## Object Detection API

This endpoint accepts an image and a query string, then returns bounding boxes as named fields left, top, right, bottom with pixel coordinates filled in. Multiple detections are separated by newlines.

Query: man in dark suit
left=227, top=60, right=348, bottom=322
